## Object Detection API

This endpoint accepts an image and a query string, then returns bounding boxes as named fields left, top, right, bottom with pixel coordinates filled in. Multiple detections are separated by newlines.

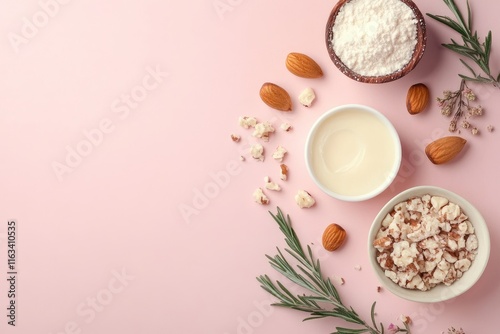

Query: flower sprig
left=257, top=207, right=411, bottom=334
left=427, top=0, right=500, bottom=88
left=436, top=79, right=489, bottom=134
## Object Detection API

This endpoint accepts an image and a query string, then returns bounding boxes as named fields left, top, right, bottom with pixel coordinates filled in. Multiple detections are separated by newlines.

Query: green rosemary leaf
left=484, top=31, right=492, bottom=67
left=370, top=302, right=378, bottom=331
left=333, top=327, right=370, bottom=334
left=304, top=315, right=327, bottom=321
left=296, top=264, right=327, bottom=293
left=442, top=43, right=477, bottom=57
left=460, top=59, right=477, bottom=76
left=444, top=0, right=468, bottom=32
left=466, top=0, right=472, bottom=31
left=307, top=244, right=316, bottom=265
left=325, top=277, right=341, bottom=302
left=276, top=280, right=301, bottom=303
left=460, top=35, right=484, bottom=55
left=426, top=13, right=467, bottom=35
left=257, top=276, right=293, bottom=303
left=458, top=74, right=483, bottom=82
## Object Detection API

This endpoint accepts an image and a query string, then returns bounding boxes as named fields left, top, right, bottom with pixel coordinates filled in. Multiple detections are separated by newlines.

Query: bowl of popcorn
left=325, top=0, right=427, bottom=83
left=368, top=186, right=490, bottom=303
left=305, top=104, right=401, bottom=202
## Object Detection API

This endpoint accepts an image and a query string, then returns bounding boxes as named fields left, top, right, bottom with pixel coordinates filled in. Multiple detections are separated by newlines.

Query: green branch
left=427, top=0, right=500, bottom=88
left=256, top=208, right=411, bottom=334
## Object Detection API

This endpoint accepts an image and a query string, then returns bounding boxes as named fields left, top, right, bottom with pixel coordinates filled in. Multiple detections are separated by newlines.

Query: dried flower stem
left=436, top=79, right=483, bottom=134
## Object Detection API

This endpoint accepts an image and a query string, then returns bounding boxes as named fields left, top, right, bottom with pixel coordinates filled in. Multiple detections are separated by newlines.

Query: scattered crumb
left=239, top=156, right=245, bottom=161
left=332, top=276, right=345, bottom=285
left=279, top=164, right=288, bottom=181
left=377, top=286, right=382, bottom=293
left=264, top=177, right=281, bottom=191
left=250, top=143, right=264, bottom=161
left=239, top=116, right=257, bottom=129
left=280, top=122, right=292, bottom=131
left=354, top=265, right=362, bottom=271
left=252, top=121, right=275, bottom=141
left=298, top=87, right=316, bottom=107
left=253, top=188, right=269, bottom=205
left=487, top=125, right=494, bottom=132
left=230, top=134, right=241, bottom=142
left=295, top=190, right=315, bottom=208
left=272, top=145, right=287, bottom=162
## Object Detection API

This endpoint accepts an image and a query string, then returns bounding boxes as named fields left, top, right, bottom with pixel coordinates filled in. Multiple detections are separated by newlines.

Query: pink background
left=1, top=0, right=499, bottom=333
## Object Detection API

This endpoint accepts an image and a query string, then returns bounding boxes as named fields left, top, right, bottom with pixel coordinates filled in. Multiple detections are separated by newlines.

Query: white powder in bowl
left=332, top=0, right=418, bottom=77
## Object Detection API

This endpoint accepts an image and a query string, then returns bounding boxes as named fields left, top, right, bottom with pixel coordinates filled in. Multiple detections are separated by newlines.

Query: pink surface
left=0, top=0, right=499, bottom=333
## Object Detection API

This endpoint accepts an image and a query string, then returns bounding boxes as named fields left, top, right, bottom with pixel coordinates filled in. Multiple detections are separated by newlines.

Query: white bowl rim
left=368, top=185, right=491, bottom=303
left=305, top=104, right=402, bottom=202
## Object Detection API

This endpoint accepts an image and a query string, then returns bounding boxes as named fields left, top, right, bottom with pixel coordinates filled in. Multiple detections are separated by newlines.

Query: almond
left=425, top=136, right=467, bottom=164
left=285, top=52, right=323, bottom=78
left=322, top=223, right=346, bottom=251
left=259, top=82, right=292, bottom=111
left=406, top=83, right=430, bottom=115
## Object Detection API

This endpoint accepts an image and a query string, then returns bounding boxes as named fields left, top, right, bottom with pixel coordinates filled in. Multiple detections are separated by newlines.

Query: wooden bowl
left=325, top=0, right=427, bottom=83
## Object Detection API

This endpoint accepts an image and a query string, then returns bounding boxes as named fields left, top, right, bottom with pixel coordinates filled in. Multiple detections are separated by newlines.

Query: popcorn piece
left=391, top=241, right=418, bottom=268
left=298, top=87, right=316, bottom=107
left=280, top=122, right=292, bottom=131
left=465, top=234, right=478, bottom=251
left=332, top=276, right=345, bottom=285
left=252, top=121, right=275, bottom=141
left=264, top=176, right=281, bottom=191
left=441, top=203, right=461, bottom=221
left=238, top=116, right=257, bottom=129
left=431, top=196, right=448, bottom=210
left=230, top=134, right=241, bottom=142
left=250, top=143, right=264, bottom=161
left=373, top=236, right=392, bottom=251
left=279, top=164, right=288, bottom=181
left=295, top=190, right=315, bottom=208
left=272, top=145, right=287, bottom=162
left=454, top=259, right=471, bottom=272
left=253, top=188, right=269, bottom=205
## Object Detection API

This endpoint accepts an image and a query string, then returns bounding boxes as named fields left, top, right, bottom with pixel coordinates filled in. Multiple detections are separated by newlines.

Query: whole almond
left=285, top=53, right=323, bottom=78
left=425, top=136, right=467, bottom=164
left=322, top=223, right=346, bottom=251
left=259, top=82, right=292, bottom=111
left=406, top=83, right=430, bottom=115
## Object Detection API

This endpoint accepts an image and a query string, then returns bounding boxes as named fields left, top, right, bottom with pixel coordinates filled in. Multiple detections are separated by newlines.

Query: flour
left=332, top=0, right=418, bottom=76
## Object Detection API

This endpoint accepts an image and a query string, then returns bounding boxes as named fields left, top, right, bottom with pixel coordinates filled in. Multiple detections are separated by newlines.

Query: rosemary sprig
left=256, top=207, right=411, bottom=334
left=427, top=0, right=500, bottom=88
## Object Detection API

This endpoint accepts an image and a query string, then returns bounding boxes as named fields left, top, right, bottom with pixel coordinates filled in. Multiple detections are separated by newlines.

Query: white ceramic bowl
left=368, top=185, right=490, bottom=303
left=305, top=104, right=401, bottom=201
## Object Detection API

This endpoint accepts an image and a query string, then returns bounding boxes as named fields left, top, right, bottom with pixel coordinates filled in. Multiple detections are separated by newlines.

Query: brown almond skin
left=286, top=53, right=323, bottom=78
left=425, top=136, right=467, bottom=164
left=322, top=223, right=347, bottom=251
left=259, top=82, right=292, bottom=111
left=406, top=83, right=430, bottom=115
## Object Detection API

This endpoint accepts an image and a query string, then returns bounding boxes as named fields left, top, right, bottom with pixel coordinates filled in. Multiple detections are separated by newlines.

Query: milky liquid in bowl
left=306, top=105, right=401, bottom=200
